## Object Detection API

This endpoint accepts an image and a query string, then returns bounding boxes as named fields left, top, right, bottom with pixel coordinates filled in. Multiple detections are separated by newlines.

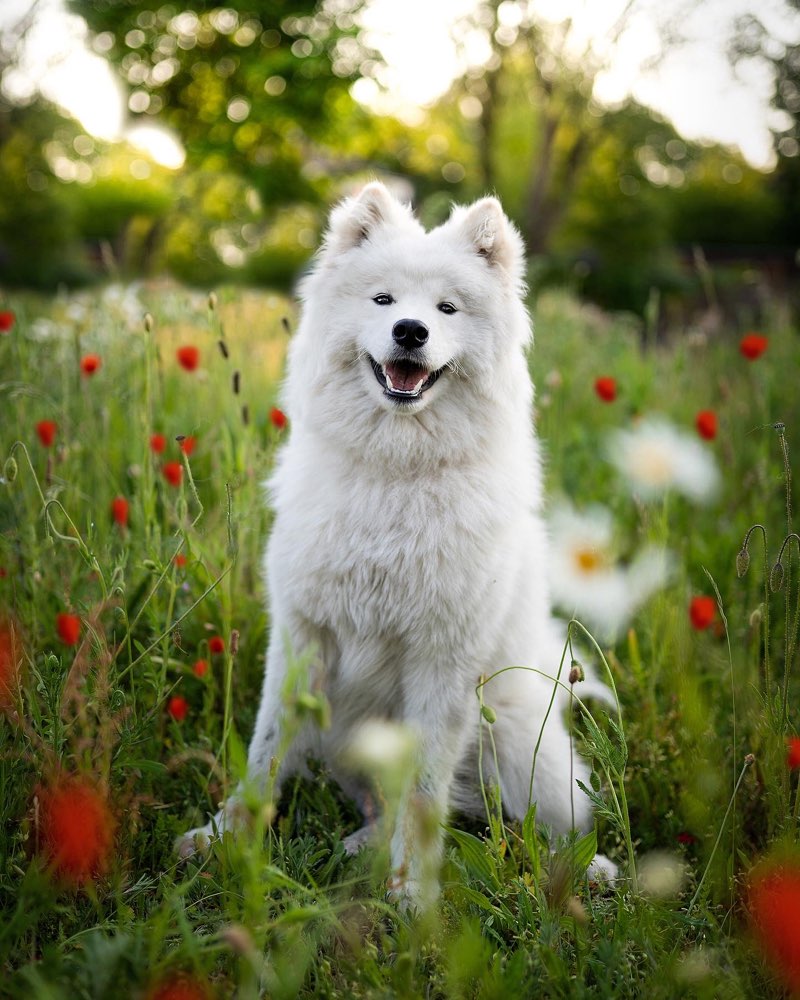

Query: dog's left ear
left=453, top=197, right=525, bottom=277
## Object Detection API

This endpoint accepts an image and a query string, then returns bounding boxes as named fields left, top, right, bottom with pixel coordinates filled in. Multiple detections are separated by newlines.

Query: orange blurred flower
left=177, top=346, right=200, bottom=371
left=162, top=462, right=183, bottom=487
left=111, top=496, right=129, bottom=527
left=740, top=333, right=768, bottom=360
left=56, top=613, right=80, bottom=646
left=147, top=973, right=211, bottom=1000
left=689, top=596, right=716, bottom=630
left=0, top=620, right=20, bottom=708
left=695, top=410, right=717, bottom=441
left=38, top=777, right=114, bottom=884
left=80, top=354, right=101, bottom=376
left=749, top=859, right=800, bottom=993
left=593, top=376, right=617, bottom=403
left=168, top=695, right=189, bottom=721
left=36, top=420, right=57, bottom=447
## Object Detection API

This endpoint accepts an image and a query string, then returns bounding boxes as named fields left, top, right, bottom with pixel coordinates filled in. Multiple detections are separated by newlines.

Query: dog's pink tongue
left=385, top=361, right=427, bottom=392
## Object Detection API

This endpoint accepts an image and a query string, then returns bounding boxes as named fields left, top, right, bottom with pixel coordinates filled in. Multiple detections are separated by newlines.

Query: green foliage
left=68, top=0, right=373, bottom=209
left=0, top=101, right=89, bottom=288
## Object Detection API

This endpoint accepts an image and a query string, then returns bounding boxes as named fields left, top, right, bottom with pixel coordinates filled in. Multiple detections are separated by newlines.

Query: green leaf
left=446, top=827, right=499, bottom=885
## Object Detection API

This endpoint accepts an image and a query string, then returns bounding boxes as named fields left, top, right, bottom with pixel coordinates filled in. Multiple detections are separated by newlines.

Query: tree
left=730, top=6, right=800, bottom=247
left=68, top=0, right=376, bottom=209
left=451, top=0, right=639, bottom=255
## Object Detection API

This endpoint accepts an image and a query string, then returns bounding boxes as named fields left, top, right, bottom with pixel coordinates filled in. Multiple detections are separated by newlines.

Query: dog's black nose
left=392, top=318, right=429, bottom=350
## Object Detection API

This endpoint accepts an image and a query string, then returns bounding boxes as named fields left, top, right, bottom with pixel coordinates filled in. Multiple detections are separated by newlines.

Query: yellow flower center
left=631, top=444, right=674, bottom=486
left=573, top=547, right=604, bottom=574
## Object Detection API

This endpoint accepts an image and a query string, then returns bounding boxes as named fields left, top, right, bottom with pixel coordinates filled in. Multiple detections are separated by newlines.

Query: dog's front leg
left=175, top=628, right=290, bottom=858
left=388, top=671, right=471, bottom=911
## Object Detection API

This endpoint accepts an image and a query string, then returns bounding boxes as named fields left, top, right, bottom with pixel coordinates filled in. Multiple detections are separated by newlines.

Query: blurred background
left=1, top=0, right=798, bottom=327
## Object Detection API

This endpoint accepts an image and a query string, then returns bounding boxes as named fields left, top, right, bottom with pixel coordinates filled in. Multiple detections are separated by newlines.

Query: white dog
left=177, top=182, right=614, bottom=905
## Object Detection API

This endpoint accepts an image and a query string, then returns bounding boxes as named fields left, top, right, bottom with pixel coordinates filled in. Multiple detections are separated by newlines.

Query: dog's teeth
left=382, top=365, right=394, bottom=391
left=411, top=378, right=424, bottom=395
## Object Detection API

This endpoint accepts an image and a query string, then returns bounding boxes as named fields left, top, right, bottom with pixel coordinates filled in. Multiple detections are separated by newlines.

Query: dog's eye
left=372, top=293, right=394, bottom=306
left=438, top=301, right=457, bottom=315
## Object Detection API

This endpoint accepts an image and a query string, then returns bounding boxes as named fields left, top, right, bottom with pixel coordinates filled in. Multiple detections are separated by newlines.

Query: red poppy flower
left=676, top=831, right=698, bottom=845
left=147, top=974, right=211, bottom=1000
left=179, top=436, right=196, bottom=456
left=111, top=496, right=129, bottom=527
left=162, top=461, right=183, bottom=487
left=0, top=621, right=20, bottom=708
left=593, top=376, right=617, bottom=403
left=192, top=659, right=208, bottom=678
left=174, top=553, right=187, bottom=568
left=749, top=860, right=800, bottom=992
left=177, top=346, right=200, bottom=372
left=695, top=410, right=717, bottom=440
left=38, top=777, right=114, bottom=884
left=689, top=596, right=716, bottom=630
left=168, top=695, right=189, bottom=721
left=56, top=613, right=81, bottom=646
left=270, top=407, right=288, bottom=429
left=740, top=333, right=768, bottom=360
left=150, top=433, right=167, bottom=454
left=80, top=354, right=101, bottom=376
left=0, top=310, right=15, bottom=332
left=208, top=635, right=225, bottom=655
left=788, top=738, right=800, bottom=771
left=36, top=420, right=57, bottom=447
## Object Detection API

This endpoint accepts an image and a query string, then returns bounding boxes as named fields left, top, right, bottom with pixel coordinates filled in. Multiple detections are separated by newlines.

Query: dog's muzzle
left=368, top=354, right=445, bottom=402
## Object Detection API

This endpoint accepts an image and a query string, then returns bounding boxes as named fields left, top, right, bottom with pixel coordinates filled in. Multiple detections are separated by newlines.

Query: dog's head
left=287, top=183, right=532, bottom=459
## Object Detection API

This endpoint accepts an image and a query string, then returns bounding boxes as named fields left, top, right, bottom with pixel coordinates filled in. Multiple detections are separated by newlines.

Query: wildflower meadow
left=2, top=280, right=800, bottom=998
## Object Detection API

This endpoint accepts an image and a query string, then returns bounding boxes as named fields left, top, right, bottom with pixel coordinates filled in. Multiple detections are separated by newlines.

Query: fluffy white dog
left=177, top=182, right=614, bottom=905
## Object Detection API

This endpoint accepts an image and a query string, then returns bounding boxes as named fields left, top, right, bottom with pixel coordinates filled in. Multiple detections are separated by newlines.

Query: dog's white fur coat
left=177, top=183, right=613, bottom=902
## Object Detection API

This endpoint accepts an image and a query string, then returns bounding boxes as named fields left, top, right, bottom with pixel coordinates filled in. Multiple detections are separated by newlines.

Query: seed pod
left=569, top=661, right=585, bottom=685
left=3, top=456, right=17, bottom=482
left=749, top=606, right=763, bottom=628
left=208, top=291, right=218, bottom=311
left=481, top=704, right=497, bottom=724
left=770, top=561, right=785, bottom=592
left=218, top=339, right=229, bottom=359
left=143, top=313, right=153, bottom=332
left=736, top=547, right=750, bottom=578
left=233, top=370, right=240, bottom=395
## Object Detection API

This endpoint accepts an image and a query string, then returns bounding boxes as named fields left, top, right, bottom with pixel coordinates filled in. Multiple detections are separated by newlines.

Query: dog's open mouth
left=368, top=355, right=444, bottom=401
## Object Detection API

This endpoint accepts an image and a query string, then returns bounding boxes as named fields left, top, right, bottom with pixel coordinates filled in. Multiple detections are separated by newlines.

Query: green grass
left=1, top=281, right=799, bottom=998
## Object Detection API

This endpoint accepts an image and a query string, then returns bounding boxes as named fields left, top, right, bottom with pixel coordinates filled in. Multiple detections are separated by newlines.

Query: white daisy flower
left=549, top=503, right=673, bottom=640
left=608, top=419, right=719, bottom=503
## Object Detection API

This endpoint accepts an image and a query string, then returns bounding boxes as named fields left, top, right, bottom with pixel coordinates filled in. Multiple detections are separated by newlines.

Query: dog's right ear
left=323, top=182, right=411, bottom=256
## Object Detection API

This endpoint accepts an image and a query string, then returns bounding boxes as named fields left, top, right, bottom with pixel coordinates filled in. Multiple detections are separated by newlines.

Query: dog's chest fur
left=268, top=437, right=527, bottom=662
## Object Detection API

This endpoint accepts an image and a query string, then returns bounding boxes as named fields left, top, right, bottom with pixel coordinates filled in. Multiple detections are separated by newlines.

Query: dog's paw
left=341, top=824, right=375, bottom=856
left=174, top=823, right=215, bottom=861
left=588, top=852, right=618, bottom=885
left=386, top=873, right=439, bottom=915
